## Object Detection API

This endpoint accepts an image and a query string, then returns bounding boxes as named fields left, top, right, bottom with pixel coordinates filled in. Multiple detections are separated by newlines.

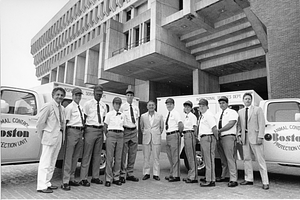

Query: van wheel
left=183, top=151, right=205, bottom=175
left=99, top=149, right=106, bottom=175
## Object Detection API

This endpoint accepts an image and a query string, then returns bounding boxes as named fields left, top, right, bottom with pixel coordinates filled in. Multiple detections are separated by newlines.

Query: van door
left=263, top=101, right=300, bottom=165
left=1, top=88, right=41, bottom=164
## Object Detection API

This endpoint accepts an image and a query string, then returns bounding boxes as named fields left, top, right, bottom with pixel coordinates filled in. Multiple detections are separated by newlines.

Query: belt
left=108, top=129, right=123, bottom=133
left=221, top=134, right=236, bottom=137
left=123, top=127, right=136, bottom=131
left=86, top=125, right=103, bottom=129
left=166, top=131, right=179, bottom=135
left=200, top=134, right=213, bottom=138
left=182, top=130, right=194, bottom=134
left=68, top=126, right=85, bottom=131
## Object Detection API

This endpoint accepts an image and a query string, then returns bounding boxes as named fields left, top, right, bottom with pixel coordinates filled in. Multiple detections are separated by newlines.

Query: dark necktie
left=116, top=112, right=121, bottom=116
left=218, top=110, right=225, bottom=129
left=78, top=105, right=84, bottom=126
left=165, top=112, right=170, bottom=131
left=130, top=104, right=135, bottom=124
left=245, top=108, right=248, bottom=131
left=97, top=101, right=101, bottom=124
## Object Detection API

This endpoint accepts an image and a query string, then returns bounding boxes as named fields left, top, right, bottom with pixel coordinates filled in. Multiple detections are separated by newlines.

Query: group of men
left=35, top=84, right=269, bottom=194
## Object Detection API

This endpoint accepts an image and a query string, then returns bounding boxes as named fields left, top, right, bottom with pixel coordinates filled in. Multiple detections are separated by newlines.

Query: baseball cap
left=198, top=98, right=208, bottom=106
left=72, top=87, right=83, bottom=95
left=165, top=98, right=175, bottom=104
left=183, top=100, right=193, bottom=108
left=113, top=97, right=122, bottom=104
left=218, top=96, right=228, bottom=103
left=126, top=88, right=134, bottom=95
left=94, top=84, right=103, bottom=91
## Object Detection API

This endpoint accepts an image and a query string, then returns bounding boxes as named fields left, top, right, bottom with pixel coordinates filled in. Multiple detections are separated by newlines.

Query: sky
left=1, top=0, right=69, bottom=89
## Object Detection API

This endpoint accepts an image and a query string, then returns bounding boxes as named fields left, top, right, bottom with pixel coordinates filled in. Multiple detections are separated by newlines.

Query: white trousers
left=37, top=134, right=62, bottom=190
left=143, top=140, right=161, bottom=176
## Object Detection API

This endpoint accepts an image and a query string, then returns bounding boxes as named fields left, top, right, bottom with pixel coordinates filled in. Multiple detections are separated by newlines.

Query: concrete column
left=57, top=65, right=65, bottom=83
left=134, top=80, right=150, bottom=102
left=193, top=69, right=219, bottom=94
left=65, top=61, right=75, bottom=85
left=139, top=23, right=143, bottom=45
left=74, top=55, right=86, bottom=86
left=84, top=49, right=99, bottom=85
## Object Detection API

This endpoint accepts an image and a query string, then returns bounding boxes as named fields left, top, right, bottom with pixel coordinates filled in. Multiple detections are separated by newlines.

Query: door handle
left=265, top=124, right=275, bottom=127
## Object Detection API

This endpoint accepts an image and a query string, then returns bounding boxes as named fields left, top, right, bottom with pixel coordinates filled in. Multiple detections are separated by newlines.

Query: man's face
left=147, top=102, right=156, bottom=112
left=126, top=93, right=134, bottom=103
left=243, top=95, right=252, bottom=107
left=94, top=89, right=103, bottom=101
left=184, top=105, right=192, bottom=114
left=73, top=93, right=82, bottom=104
left=113, top=103, right=121, bottom=111
left=53, top=90, right=65, bottom=104
left=166, top=103, right=174, bottom=111
left=198, top=104, right=208, bottom=114
left=219, top=101, right=228, bottom=111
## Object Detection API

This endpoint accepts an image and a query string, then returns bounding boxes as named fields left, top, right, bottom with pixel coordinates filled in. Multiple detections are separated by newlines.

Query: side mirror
left=1, top=100, right=9, bottom=113
left=295, top=113, right=300, bottom=122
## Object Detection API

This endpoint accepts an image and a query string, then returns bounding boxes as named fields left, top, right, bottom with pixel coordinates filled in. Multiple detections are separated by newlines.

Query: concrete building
left=31, top=0, right=300, bottom=102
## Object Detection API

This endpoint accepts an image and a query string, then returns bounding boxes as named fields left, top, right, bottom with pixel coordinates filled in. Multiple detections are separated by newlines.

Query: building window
left=179, top=0, right=183, bottom=10
left=145, top=21, right=150, bottom=42
left=134, top=26, right=140, bottom=47
left=124, top=31, right=129, bottom=49
left=126, top=10, right=131, bottom=21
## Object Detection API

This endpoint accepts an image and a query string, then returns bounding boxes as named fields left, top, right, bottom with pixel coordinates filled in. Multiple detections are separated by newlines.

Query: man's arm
left=159, top=115, right=164, bottom=133
left=257, top=107, right=265, bottom=145
left=219, top=120, right=237, bottom=133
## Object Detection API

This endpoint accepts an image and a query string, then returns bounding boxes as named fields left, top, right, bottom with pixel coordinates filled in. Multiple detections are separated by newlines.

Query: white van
left=1, top=82, right=139, bottom=173
left=157, top=90, right=300, bottom=172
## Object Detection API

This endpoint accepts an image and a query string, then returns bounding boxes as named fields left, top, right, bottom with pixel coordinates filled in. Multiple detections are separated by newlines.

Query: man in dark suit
left=237, top=92, right=269, bottom=190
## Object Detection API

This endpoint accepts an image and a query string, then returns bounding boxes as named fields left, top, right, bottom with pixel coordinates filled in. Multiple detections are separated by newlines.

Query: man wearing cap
left=61, top=87, right=85, bottom=190
left=140, top=100, right=164, bottom=181
left=215, top=96, right=238, bottom=187
left=182, top=100, right=198, bottom=183
left=164, top=98, right=184, bottom=182
left=197, top=98, right=218, bottom=187
left=79, top=84, right=106, bottom=186
left=120, top=87, right=140, bottom=182
left=103, top=97, right=125, bottom=187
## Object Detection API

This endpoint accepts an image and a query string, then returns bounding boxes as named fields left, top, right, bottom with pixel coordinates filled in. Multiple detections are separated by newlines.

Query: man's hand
left=237, top=135, right=242, bottom=144
left=257, top=138, right=263, bottom=145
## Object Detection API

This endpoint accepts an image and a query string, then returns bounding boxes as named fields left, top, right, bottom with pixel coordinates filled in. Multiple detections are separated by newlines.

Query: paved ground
left=1, top=149, right=300, bottom=199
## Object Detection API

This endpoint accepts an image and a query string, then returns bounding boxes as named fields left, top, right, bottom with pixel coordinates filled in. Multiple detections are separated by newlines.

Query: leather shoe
left=120, top=177, right=126, bottom=183
left=105, top=181, right=111, bottom=187
left=47, top=185, right=58, bottom=190
left=200, top=181, right=216, bottom=187
left=61, top=184, right=71, bottom=191
left=126, top=176, right=139, bottom=182
left=200, top=177, right=206, bottom=182
left=185, top=178, right=198, bottom=183
left=91, top=178, right=103, bottom=184
left=168, top=177, right=180, bottom=182
left=37, top=188, right=53, bottom=193
left=112, top=180, right=122, bottom=186
left=153, top=176, right=160, bottom=181
left=262, top=184, right=269, bottom=190
left=142, top=174, right=150, bottom=180
left=69, top=180, right=80, bottom=186
left=228, top=181, right=238, bottom=187
left=79, top=180, right=90, bottom=187
left=165, top=176, right=173, bottom=181
left=216, top=177, right=230, bottom=182
left=240, top=180, right=253, bottom=185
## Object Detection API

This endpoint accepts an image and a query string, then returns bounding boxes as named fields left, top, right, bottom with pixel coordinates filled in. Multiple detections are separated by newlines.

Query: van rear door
left=1, top=87, right=41, bottom=164
left=263, top=100, right=300, bottom=165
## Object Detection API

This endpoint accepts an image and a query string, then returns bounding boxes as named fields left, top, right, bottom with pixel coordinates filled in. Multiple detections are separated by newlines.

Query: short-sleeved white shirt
left=83, top=98, right=106, bottom=126
left=65, top=101, right=84, bottom=127
left=104, top=110, right=125, bottom=131
left=120, top=102, right=140, bottom=128
left=215, top=108, right=238, bottom=136
left=198, top=110, right=216, bottom=137
left=183, top=112, right=197, bottom=131
left=165, top=109, right=182, bottom=132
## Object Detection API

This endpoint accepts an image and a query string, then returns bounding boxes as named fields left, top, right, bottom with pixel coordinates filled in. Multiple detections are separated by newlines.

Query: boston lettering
left=1, top=129, right=29, bottom=137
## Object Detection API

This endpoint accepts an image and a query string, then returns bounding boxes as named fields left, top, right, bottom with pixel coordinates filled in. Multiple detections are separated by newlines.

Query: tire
left=88, top=149, right=106, bottom=176
left=183, top=150, right=205, bottom=175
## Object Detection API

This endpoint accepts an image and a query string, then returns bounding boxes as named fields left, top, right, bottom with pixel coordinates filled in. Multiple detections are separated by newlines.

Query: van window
left=229, top=104, right=244, bottom=112
left=267, top=102, right=300, bottom=122
left=1, top=90, right=37, bottom=116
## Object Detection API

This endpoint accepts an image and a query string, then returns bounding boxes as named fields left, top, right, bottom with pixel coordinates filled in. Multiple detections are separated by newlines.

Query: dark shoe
left=185, top=178, right=198, bottom=183
left=47, top=185, right=58, bottom=190
left=216, top=177, right=230, bottom=182
left=168, top=177, right=180, bottom=182
left=153, top=176, right=160, bottom=181
left=200, top=181, right=216, bottom=187
left=126, top=176, right=139, bottom=182
left=200, top=177, right=206, bottom=182
left=105, top=181, right=111, bottom=187
left=91, top=178, right=103, bottom=184
left=79, top=180, right=90, bottom=187
left=228, top=181, right=238, bottom=187
left=165, top=176, right=173, bottom=181
left=120, top=177, right=126, bottom=183
left=61, top=184, right=71, bottom=191
left=240, top=180, right=253, bottom=185
left=69, top=180, right=80, bottom=186
left=142, top=174, right=150, bottom=180
left=112, top=180, right=122, bottom=186
left=37, top=188, right=53, bottom=193
left=262, top=184, right=269, bottom=190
